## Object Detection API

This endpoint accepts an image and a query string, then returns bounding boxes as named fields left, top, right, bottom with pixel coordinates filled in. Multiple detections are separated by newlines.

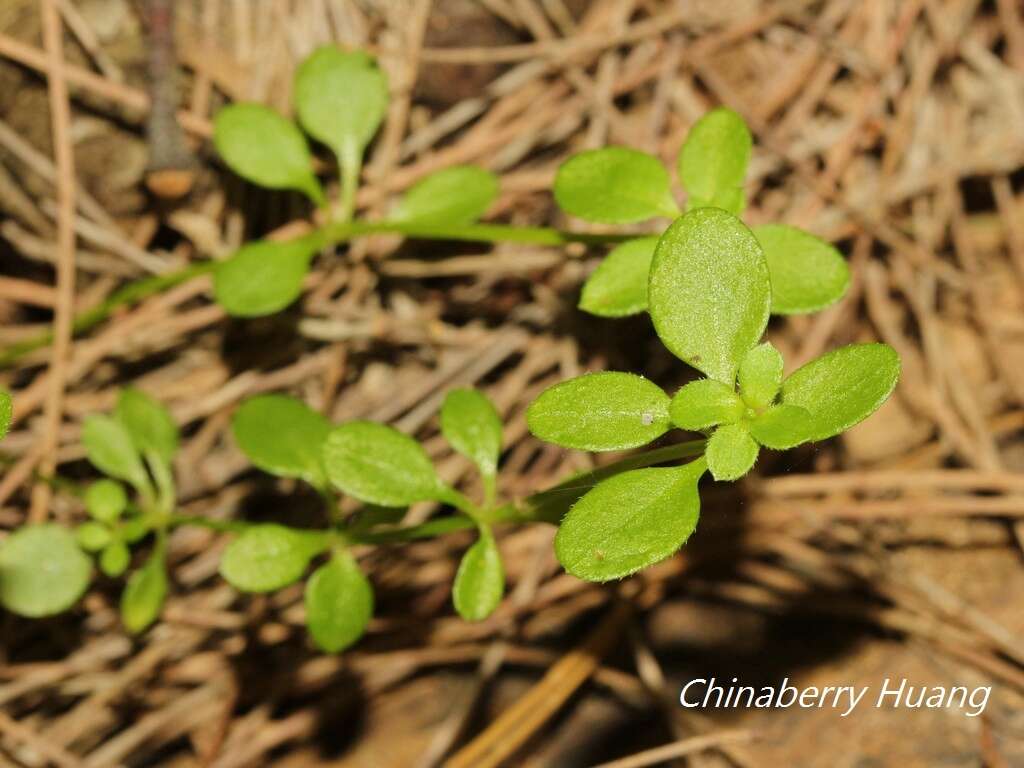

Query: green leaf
left=578, top=237, right=658, bottom=318
left=213, top=103, right=323, bottom=204
left=781, top=343, right=900, bottom=441
left=323, top=422, right=445, bottom=506
left=305, top=551, right=374, bottom=653
left=678, top=107, right=751, bottom=214
left=440, top=388, right=502, bottom=479
left=294, top=47, right=388, bottom=161
left=753, top=225, right=850, bottom=314
left=669, top=379, right=745, bottom=431
left=76, top=522, right=111, bottom=552
left=0, top=389, right=11, bottom=439
left=233, top=395, right=331, bottom=487
left=121, top=547, right=167, bottom=633
left=120, top=518, right=150, bottom=544
left=81, top=415, right=149, bottom=492
left=393, top=166, right=499, bottom=226
left=554, top=147, right=679, bottom=223
left=648, top=208, right=771, bottom=384
left=738, top=342, right=783, bottom=410
left=220, top=524, right=327, bottom=593
left=749, top=404, right=815, bottom=450
left=0, top=525, right=91, bottom=617
left=706, top=423, right=759, bottom=481
left=452, top=527, right=504, bottom=621
left=527, top=372, right=671, bottom=452
left=554, top=458, right=706, bottom=581
left=214, top=235, right=322, bottom=318
left=100, top=541, right=130, bottom=577
left=85, top=479, right=127, bottom=523
left=116, top=389, right=178, bottom=464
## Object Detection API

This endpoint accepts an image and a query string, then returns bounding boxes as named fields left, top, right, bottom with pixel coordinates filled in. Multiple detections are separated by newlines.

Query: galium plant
left=0, top=45, right=900, bottom=652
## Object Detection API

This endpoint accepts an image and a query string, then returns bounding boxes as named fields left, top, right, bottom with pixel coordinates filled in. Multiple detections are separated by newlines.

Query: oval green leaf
left=578, top=237, right=658, bottom=318
left=117, top=388, right=178, bottom=464
left=294, top=47, right=388, bottom=159
left=781, top=343, right=900, bottom=441
left=554, top=458, right=706, bottom=581
left=81, top=414, right=149, bottom=491
left=749, top=404, right=815, bottom=450
left=738, top=342, right=783, bottom=410
left=121, top=548, right=167, bottom=634
left=440, top=388, right=502, bottom=478
left=323, top=422, right=444, bottom=506
left=753, top=224, right=850, bottom=314
left=394, top=166, right=499, bottom=226
left=220, top=524, right=327, bottom=593
left=452, top=528, right=504, bottom=621
left=554, top=147, right=679, bottom=224
left=678, top=107, right=752, bottom=214
left=233, top=394, right=331, bottom=487
left=0, top=525, right=91, bottom=617
left=100, top=541, right=131, bottom=577
left=648, top=208, right=771, bottom=384
left=213, top=103, right=323, bottom=204
left=214, top=235, right=321, bottom=318
left=706, top=423, right=759, bottom=481
left=305, top=551, right=374, bottom=653
left=669, top=378, right=745, bottom=431
left=527, top=372, right=671, bottom=452
left=0, top=389, right=11, bottom=439
left=76, top=522, right=112, bottom=552
left=86, top=479, right=127, bottom=523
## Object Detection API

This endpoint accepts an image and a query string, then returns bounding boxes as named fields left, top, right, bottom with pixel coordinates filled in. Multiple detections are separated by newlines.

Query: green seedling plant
left=0, top=46, right=900, bottom=651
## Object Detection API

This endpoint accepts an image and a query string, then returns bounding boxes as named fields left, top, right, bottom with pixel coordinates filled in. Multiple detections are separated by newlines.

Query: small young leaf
left=706, top=424, right=759, bottom=481
left=578, top=237, right=658, bottom=318
left=0, top=389, right=11, bottom=439
left=648, top=208, right=771, bottom=384
left=781, top=343, right=900, bottom=441
left=305, top=551, right=374, bottom=653
left=527, top=372, right=671, bottom=452
left=213, top=103, right=323, bottom=204
left=554, top=458, right=706, bottom=581
left=748, top=404, right=815, bottom=450
left=393, top=166, right=499, bottom=226
left=678, top=107, right=752, bottom=214
left=81, top=415, right=149, bottom=492
left=753, top=225, right=850, bottom=314
left=453, top=528, right=504, bottom=621
left=220, top=524, right=328, bottom=593
left=554, top=147, right=679, bottom=223
left=214, top=235, right=322, bottom=318
left=294, top=47, right=388, bottom=161
left=85, top=479, right=127, bottom=523
left=233, top=395, right=331, bottom=487
left=0, top=525, right=91, bottom=617
left=669, top=379, right=745, bottom=431
left=323, top=422, right=445, bottom=506
left=738, top=342, right=783, bottom=410
left=100, top=541, right=131, bottom=577
left=76, top=522, right=112, bottom=552
left=120, top=517, right=150, bottom=544
left=440, top=389, right=502, bottom=478
left=121, top=547, right=167, bottom=633
left=117, top=389, right=178, bottom=464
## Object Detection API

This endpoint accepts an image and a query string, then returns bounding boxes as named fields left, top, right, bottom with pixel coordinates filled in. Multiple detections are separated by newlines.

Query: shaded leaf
left=213, top=103, right=323, bottom=204
left=527, top=372, right=671, bottom=452
left=554, top=147, right=678, bottom=223
left=117, top=388, right=178, bottom=464
left=753, top=224, right=850, bottom=314
left=81, top=415, right=149, bottom=491
left=749, top=404, right=815, bottom=449
left=121, top=547, right=167, bottom=633
left=440, top=389, right=502, bottom=478
left=554, top=459, right=706, bottom=581
left=578, top=237, right=658, bottom=318
left=738, top=342, right=783, bottom=410
left=452, top=528, right=504, bottom=621
left=648, top=208, right=771, bottom=383
left=305, top=551, right=374, bottom=653
left=220, top=524, right=328, bottom=593
left=669, top=378, right=745, bottom=431
left=214, top=235, right=323, bottom=318
left=393, top=166, right=499, bottom=226
left=0, top=525, right=91, bottom=617
left=781, top=343, right=900, bottom=441
left=706, top=423, right=759, bottom=481
left=233, top=394, right=331, bottom=487
left=678, top=108, right=752, bottom=214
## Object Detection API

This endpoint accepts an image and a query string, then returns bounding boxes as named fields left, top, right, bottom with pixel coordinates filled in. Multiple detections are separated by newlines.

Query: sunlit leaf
left=749, top=404, right=815, bottom=449
left=452, top=527, right=504, bottom=621
left=81, top=415, right=149, bottom=492
left=578, top=237, right=658, bottom=318
left=669, top=378, right=745, bottom=431
left=121, top=547, right=167, bottom=633
left=440, top=389, right=502, bottom=479
left=85, top=479, right=127, bottom=524
left=0, top=525, right=91, bottom=617
left=737, top=342, right=783, bottom=410
left=678, top=107, right=751, bottom=214
left=220, top=524, right=328, bottom=593
left=706, top=423, right=759, bottom=481
left=393, top=166, right=499, bottom=226
left=233, top=394, right=331, bottom=487
left=117, top=389, right=178, bottom=464
left=305, top=551, right=374, bottom=653
left=753, top=224, right=850, bottom=314
left=554, top=147, right=679, bottom=223
left=214, top=234, right=323, bottom=317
